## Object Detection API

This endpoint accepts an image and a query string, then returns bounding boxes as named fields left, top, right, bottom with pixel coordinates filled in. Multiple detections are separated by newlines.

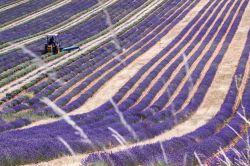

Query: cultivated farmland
left=0, top=0, right=250, bottom=165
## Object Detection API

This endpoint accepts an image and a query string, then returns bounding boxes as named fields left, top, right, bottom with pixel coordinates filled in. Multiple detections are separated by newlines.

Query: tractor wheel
left=44, top=44, right=48, bottom=54
left=53, top=46, right=59, bottom=54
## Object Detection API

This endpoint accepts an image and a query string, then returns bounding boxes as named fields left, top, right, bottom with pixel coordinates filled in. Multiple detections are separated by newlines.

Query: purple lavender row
left=0, top=118, right=31, bottom=133
left=165, top=18, right=250, bottom=164
left=60, top=0, right=216, bottom=121
left=0, top=0, right=147, bottom=71
left=0, top=0, right=17, bottom=6
left=0, top=0, right=236, bottom=162
left=117, top=0, right=231, bottom=117
left=0, top=0, right=55, bottom=25
left=24, top=0, right=178, bottom=96
left=85, top=111, right=249, bottom=166
left=1, top=0, right=185, bottom=114
left=0, top=0, right=202, bottom=164
left=82, top=2, right=249, bottom=164
left=48, top=0, right=199, bottom=114
left=212, top=129, right=250, bottom=165
left=30, top=0, right=181, bottom=97
left=72, top=0, right=228, bottom=129
left=148, top=15, right=250, bottom=165
left=2, top=0, right=240, bottom=164
left=167, top=75, right=250, bottom=165
left=63, top=0, right=237, bottom=140
left=0, top=0, right=213, bottom=157
left=0, top=118, right=6, bottom=125
left=145, top=0, right=236, bottom=120
left=0, top=0, right=97, bottom=42
left=38, top=0, right=190, bottom=110
left=0, top=0, right=179, bottom=113
left=144, top=0, right=249, bottom=158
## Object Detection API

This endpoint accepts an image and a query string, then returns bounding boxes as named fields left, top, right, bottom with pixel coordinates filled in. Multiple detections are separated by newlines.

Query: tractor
left=44, top=34, right=80, bottom=55
left=44, top=34, right=61, bottom=54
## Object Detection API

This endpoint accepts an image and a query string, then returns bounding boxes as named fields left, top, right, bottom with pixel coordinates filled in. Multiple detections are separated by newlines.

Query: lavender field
left=0, top=0, right=250, bottom=165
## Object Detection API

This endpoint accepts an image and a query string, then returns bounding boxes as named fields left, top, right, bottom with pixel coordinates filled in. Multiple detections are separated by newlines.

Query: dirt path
left=0, top=0, right=163, bottom=99
left=25, top=1, right=250, bottom=165
left=0, top=0, right=72, bottom=31
left=0, top=0, right=117, bottom=54
left=0, top=0, right=30, bottom=13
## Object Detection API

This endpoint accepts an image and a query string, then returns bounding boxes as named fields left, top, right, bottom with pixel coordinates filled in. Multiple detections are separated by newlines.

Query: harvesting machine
left=44, top=34, right=80, bottom=54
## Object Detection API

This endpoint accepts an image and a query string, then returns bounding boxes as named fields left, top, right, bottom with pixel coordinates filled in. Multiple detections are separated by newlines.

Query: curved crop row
left=0, top=0, right=16, bottom=6
left=0, top=0, right=192, bottom=120
left=0, top=0, right=249, bottom=165
left=0, top=0, right=148, bottom=80
left=0, top=0, right=99, bottom=43
left=0, top=0, right=174, bottom=105
left=0, top=0, right=241, bottom=164
left=0, top=0, right=57, bottom=26
left=0, top=0, right=28, bottom=9
left=83, top=8, right=250, bottom=165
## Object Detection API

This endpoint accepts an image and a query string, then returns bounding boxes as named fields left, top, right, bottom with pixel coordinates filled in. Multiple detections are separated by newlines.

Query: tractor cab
left=44, top=34, right=61, bottom=54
